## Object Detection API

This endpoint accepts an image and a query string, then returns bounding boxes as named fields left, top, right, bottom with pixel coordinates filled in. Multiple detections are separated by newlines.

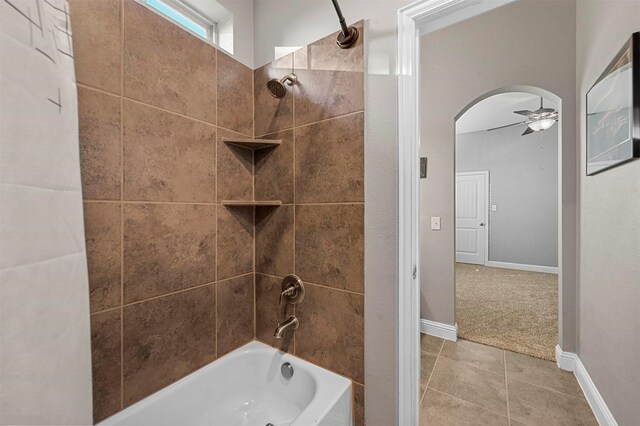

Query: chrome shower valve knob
left=279, top=274, right=305, bottom=306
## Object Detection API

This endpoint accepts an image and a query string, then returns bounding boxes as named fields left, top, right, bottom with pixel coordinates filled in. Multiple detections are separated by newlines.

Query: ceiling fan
left=487, top=97, right=559, bottom=136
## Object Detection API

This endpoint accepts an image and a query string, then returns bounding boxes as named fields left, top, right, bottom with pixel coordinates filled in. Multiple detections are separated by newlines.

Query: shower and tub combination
left=100, top=275, right=350, bottom=426
left=100, top=342, right=352, bottom=426
left=0, top=0, right=365, bottom=423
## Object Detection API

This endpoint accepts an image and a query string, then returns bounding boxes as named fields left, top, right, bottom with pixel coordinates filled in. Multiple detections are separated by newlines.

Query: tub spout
left=274, top=316, right=299, bottom=339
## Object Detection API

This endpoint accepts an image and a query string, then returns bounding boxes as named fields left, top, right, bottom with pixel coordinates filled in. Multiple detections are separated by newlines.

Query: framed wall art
left=586, top=32, right=640, bottom=176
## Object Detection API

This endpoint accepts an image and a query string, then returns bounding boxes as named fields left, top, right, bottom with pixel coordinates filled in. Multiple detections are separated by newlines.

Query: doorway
left=454, top=92, right=560, bottom=361
left=397, top=0, right=580, bottom=423
left=454, top=171, right=488, bottom=265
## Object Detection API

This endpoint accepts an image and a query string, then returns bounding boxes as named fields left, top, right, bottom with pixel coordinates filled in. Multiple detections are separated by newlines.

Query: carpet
left=455, top=263, right=558, bottom=361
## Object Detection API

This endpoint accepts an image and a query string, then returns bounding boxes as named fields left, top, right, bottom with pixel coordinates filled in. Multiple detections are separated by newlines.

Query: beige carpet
left=456, top=263, right=558, bottom=361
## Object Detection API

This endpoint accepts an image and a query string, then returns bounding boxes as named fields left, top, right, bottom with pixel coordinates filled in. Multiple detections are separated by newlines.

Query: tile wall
left=70, top=0, right=255, bottom=421
left=253, top=23, right=365, bottom=425
left=71, top=0, right=365, bottom=423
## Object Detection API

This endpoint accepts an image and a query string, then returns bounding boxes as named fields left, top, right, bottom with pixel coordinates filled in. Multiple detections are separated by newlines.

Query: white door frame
left=396, top=0, right=517, bottom=423
left=455, top=170, right=490, bottom=266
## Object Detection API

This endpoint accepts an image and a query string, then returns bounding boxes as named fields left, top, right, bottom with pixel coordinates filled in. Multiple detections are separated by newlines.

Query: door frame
left=396, top=0, right=518, bottom=423
left=454, top=170, right=489, bottom=266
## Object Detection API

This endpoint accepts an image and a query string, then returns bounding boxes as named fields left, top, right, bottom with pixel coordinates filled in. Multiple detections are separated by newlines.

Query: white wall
left=217, top=0, right=254, bottom=67
left=253, top=0, right=415, bottom=422
left=0, top=0, right=93, bottom=423
left=418, top=1, right=578, bottom=351
left=576, top=1, right=640, bottom=424
left=456, top=124, right=559, bottom=268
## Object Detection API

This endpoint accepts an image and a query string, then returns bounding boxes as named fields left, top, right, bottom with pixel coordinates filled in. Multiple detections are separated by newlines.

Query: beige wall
left=419, top=0, right=578, bottom=351
left=251, top=24, right=365, bottom=425
left=71, top=0, right=256, bottom=421
left=576, top=1, right=640, bottom=424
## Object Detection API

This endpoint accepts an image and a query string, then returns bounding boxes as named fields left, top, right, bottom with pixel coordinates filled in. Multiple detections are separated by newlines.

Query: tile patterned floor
left=419, top=335, right=598, bottom=426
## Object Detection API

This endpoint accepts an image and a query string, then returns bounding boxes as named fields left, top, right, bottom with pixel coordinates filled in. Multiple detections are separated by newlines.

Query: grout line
left=215, top=47, right=218, bottom=128
left=428, top=387, right=510, bottom=421
left=214, top=200, right=218, bottom=359
left=255, top=109, right=365, bottom=139
left=77, top=82, right=121, bottom=98
left=94, top=279, right=244, bottom=313
left=214, top=280, right=218, bottom=359
left=505, top=351, right=511, bottom=426
left=252, top=57, right=256, bottom=139
left=421, top=338, right=444, bottom=405
left=295, top=202, right=364, bottom=206
left=292, top=119, right=297, bottom=281
left=255, top=272, right=364, bottom=296
left=119, top=0, right=125, bottom=411
left=90, top=306, right=121, bottom=317
left=78, top=82, right=257, bottom=137
left=507, top=376, right=590, bottom=401
left=82, top=200, right=370, bottom=207
left=251, top=64, right=257, bottom=341
left=84, top=199, right=218, bottom=206
left=216, top=272, right=255, bottom=283
left=437, top=351, right=507, bottom=378
left=125, top=281, right=215, bottom=307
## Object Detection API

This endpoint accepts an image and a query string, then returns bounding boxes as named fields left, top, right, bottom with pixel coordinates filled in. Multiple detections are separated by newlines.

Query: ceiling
left=456, top=92, right=557, bottom=134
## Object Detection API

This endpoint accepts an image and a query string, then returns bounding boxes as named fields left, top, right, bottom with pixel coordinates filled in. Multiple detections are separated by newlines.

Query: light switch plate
left=431, top=216, right=441, bottom=230
left=491, top=205, right=497, bottom=212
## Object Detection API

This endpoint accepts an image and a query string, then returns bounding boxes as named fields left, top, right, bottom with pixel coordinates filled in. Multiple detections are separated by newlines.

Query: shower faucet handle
left=279, top=286, right=296, bottom=306
left=279, top=275, right=305, bottom=306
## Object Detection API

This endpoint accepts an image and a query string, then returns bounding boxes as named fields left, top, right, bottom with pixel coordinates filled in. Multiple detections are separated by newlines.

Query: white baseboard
left=485, top=260, right=558, bottom=274
left=555, top=344, right=576, bottom=371
left=420, top=319, right=457, bottom=341
left=555, top=346, right=617, bottom=426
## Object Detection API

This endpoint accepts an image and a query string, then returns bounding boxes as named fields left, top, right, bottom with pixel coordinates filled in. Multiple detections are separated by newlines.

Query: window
left=145, top=0, right=217, bottom=44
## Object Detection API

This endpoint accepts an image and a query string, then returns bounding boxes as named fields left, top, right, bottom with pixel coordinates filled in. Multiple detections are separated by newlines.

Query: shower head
left=266, top=73, right=297, bottom=99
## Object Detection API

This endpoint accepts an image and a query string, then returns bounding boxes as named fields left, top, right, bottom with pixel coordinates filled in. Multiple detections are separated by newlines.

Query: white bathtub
left=100, top=341, right=352, bottom=426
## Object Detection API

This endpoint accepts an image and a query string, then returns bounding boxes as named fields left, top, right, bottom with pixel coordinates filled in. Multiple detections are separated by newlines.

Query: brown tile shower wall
left=70, top=0, right=256, bottom=422
left=253, top=23, right=365, bottom=426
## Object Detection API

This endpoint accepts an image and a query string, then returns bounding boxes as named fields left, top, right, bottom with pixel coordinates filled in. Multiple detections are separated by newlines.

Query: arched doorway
left=453, top=86, right=562, bottom=361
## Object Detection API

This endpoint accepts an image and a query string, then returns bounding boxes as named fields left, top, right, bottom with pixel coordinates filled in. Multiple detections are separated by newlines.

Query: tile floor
left=420, top=335, right=598, bottom=426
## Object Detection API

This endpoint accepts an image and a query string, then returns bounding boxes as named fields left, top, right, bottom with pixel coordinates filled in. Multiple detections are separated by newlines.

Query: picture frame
left=586, top=32, right=640, bottom=176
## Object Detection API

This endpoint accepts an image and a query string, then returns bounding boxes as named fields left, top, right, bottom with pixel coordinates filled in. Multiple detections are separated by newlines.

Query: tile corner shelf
left=222, top=137, right=282, bottom=150
left=222, top=200, right=282, bottom=207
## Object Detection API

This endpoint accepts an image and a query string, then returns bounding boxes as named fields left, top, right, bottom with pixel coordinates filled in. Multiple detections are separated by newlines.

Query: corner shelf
left=222, top=200, right=282, bottom=207
left=222, top=137, right=281, bottom=151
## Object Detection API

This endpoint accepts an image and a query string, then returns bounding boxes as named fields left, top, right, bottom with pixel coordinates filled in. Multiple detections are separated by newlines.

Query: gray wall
left=576, top=1, right=640, bottom=424
left=419, top=0, right=577, bottom=353
left=456, top=124, right=558, bottom=268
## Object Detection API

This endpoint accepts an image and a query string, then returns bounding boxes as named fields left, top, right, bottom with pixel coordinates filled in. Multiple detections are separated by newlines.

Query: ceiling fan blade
left=513, top=110, right=535, bottom=117
left=522, top=126, right=535, bottom=136
left=486, top=121, right=528, bottom=131
left=537, top=107, right=556, bottom=114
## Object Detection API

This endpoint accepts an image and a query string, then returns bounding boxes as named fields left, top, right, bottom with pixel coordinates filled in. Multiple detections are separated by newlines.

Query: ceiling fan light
left=528, top=118, right=556, bottom=132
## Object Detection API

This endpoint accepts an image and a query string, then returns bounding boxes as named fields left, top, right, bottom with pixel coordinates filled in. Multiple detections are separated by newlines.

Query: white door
left=455, top=172, right=488, bottom=264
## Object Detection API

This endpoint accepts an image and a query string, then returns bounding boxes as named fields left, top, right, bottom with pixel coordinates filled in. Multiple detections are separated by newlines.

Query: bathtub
left=100, top=341, right=352, bottom=426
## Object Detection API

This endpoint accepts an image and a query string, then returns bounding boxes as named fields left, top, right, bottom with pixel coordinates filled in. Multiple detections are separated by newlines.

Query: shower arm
left=331, top=0, right=349, bottom=36
left=330, top=0, right=359, bottom=49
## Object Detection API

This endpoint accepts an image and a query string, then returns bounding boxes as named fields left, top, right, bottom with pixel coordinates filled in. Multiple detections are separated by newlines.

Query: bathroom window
left=145, top=0, right=217, bottom=44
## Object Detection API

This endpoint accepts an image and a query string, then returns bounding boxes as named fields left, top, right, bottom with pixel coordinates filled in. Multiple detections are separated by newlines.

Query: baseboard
left=555, top=346, right=618, bottom=426
left=420, top=319, right=457, bottom=341
left=485, top=260, right=558, bottom=274
left=555, top=344, right=576, bottom=371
